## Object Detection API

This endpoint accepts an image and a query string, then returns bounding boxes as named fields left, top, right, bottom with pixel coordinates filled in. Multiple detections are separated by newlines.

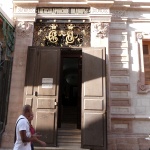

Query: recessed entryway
left=58, top=48, right=82, bottom=129
left=57, top=49, right=82, bottom=149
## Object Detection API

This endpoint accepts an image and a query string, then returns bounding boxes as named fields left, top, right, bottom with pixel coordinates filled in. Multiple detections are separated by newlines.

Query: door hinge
left=34, top=91, right=38, bottom=96
left=55, top=102, right=58, bottom=106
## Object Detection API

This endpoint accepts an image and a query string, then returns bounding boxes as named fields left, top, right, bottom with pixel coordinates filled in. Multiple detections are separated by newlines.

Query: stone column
left=1, top=21, right=34, bottom=148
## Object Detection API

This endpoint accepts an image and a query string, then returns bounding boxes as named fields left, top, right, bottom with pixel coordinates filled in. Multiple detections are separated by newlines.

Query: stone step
left=58, top=129, right=80, bottom=136
left=58, top=136, right=81, bottom=143
left=57, top=123, right=82, bottom=150
left=60, top=123, right=77, bottom=129
left=34, top=146, right=89, bottom=150
left=0, top=147, right=89, bottom=150
left=58, top=142, right=81, bottom=147
left=58, top=135, right=81, bottom=139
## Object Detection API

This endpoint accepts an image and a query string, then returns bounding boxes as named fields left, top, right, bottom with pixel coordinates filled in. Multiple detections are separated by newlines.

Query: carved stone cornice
left=13, top=2, right=150, bottom=24
left=16, top=21, right=33, bottom=38
left=13, top=0, right=39, bottom=6
left=87, top=0, right=114, bottom=8
left=94, top=22, right=109, bottom=38
left=110, top=10, right=150, bottom=21
left=111, top=10, right=126, bottom=17
left=14, top=6, right=36, bottom=22
left=90, top=7, right=110, bottom=14
left=13, top=0, right=150, bottom=11
left=89, top=7, right=112, bottom=22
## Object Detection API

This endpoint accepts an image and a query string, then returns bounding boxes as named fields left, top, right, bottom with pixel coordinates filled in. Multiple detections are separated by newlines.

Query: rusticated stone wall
left=108, top=137, right=150, bottom=150
left=108, top=10, right=150, bottom=150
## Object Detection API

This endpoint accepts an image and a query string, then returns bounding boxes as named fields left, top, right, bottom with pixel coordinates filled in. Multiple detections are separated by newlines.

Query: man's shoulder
left=18, top=115, right=25, bottom=119
left=17, top=115, right=28, bottom=125
left=17, top=115, right=27, bottom=122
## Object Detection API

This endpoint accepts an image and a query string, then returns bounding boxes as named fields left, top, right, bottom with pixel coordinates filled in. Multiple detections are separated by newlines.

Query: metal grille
left=0, top=14, right=14, bottom=142
left=33, top=23, right=90, bottom=47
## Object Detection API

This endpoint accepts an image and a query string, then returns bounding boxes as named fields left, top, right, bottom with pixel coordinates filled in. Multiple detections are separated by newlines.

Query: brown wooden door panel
left=37, top=98, right=56, bottom=109
left=36, top=48, right=59, bottom=96
left=25, top=47, right=37, bottom=96
left=83, top=49, right=103, bottom=97
left=81, top=47, right=106, bottom=150
left=83, top=112, right=105, bottom=146
left=84, top=98, right=104, bottom=110
left=24, top=47, right=60, bottom=146
left=35, top=110, right=56, bottom=144
left=25, top=98, right=33, bottom=106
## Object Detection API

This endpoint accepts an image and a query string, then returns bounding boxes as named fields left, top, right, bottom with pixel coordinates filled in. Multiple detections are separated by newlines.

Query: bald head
left=22, top=105, right=32, bottom=119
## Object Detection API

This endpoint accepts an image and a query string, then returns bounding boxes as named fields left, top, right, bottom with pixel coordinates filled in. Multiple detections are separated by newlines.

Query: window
left=136, top=32, right=150, bottom=93
left=143, top=41, right=150, bottom=85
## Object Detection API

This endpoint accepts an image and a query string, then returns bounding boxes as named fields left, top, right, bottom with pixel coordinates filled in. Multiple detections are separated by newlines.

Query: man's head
left=22, top=105, right=32, bottom=119
left=28, top=112, right=34, bottom=123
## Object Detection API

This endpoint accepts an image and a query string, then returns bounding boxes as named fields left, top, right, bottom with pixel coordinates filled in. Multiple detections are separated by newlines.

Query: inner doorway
left=58, top=48, right=82, bottom=129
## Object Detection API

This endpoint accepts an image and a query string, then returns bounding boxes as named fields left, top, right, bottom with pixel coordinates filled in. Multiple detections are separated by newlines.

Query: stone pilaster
left=1, top=21, right=34, bottom=148
left=91, top=22, right=109, bottom=47
left=89, top=7, right=112, bottom=140
left=89, top=7, right=111, bottom=48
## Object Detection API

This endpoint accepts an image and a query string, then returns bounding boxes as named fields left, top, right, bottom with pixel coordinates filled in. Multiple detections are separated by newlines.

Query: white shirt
left=13, top=115, right=31, bottom=150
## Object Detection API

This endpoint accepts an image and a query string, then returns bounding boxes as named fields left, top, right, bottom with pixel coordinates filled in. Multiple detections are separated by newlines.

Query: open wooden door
left=24, top=47, right=60, bottom=146
left=81, top=47, right=106, bottom=150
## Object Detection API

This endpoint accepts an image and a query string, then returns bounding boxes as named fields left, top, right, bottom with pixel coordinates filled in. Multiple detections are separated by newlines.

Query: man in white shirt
left=13, top=105, right=37, bottom=150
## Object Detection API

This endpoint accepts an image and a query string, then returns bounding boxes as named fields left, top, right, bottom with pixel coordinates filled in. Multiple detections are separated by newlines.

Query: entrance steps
left=0, top=125, right=90, bottom=150
left=57, top=126, right=80, bottom=148
left=0, top=124, right=89, bottom=150
left=35, top=123, right=89, bottom=150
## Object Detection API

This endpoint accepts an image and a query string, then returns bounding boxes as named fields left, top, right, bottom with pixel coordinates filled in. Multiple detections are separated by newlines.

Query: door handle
left=55, top=102, right=58, bottom=106
left=35, top=91, right=38, bottom=96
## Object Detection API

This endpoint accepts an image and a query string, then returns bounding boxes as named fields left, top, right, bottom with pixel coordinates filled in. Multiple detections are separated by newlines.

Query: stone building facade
left=1, top=0, right=150, bottom=150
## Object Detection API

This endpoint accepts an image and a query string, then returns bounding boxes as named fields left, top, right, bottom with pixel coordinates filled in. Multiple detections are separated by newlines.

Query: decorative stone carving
left=90, top=7, right=110, bottom=14
left=94, top=22, right=109, bottom=38
left=16, top=21, right=33, bottom=38
left=136, top=33, right=143, bottom=39
left=33, top=23, right=90, bottom=47
left=137, top=80, right=147, bottom=92
left=15, top=6, right=36, bottom=13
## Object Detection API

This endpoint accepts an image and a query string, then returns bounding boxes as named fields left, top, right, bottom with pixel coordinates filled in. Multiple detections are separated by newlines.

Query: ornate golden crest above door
left=33, top=22, right=90, bottom=47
